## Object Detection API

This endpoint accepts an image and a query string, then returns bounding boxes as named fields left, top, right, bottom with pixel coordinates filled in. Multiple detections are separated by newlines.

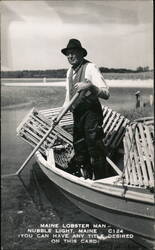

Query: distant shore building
left=43, top=77, right=46, bottom=83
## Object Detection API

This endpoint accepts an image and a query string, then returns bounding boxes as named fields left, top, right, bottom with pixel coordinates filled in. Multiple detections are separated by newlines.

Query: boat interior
left=17, top=106, right=154, bottom=191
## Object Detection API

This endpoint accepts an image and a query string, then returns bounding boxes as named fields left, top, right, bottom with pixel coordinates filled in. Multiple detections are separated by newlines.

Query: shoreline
left=1, top=102, right=33, bottom=110
left=2, top=82, right=153, bottom=110
left=2, top=79, right=154, bottom=88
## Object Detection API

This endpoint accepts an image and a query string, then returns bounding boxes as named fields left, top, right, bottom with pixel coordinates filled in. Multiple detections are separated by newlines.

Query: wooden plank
left=18, top=112, right=72, bottom=150
left=125, top=129, right=139, bottom=185
left=145, top=120, right=154, bottom=126
left=144, top=125, right=154, bottom=157
left=111, top=123, right=125, bottom=148
left=54, top=132, right=72, bottom=145
left=59, top=119, right=73, bottom=127
left=40, top=108, right=73, bottom=121
left=23, top=121, right=58, bottom=144
left=17, top=108, right=36, bottom=134
left=54, top=126, right=73, bottom=143
left=59, top=121, right=73, bottom=127
left=104, top=111, right=117, bottom=134
left=25, top=122, right=49, bottom=139
left=30, top=115, right=50, bottom=130
left=44, top=113, right=72, bottom=121
left=134, top=127, right=149, bottom=186
left=127, top=125, right=144, bottom=186
left=41, top=107, right=62, bottom=113
left=123, top=134, right=137, bottom=185
left=104, top=113, right=121, bottom=144
left=47, top=149, right=56, bottom=166
left=40, top=108, right=61, bottom=116
left=130, top=153, right=139, bottom=185
left=106, top=157, right=122, bottom=176
left=102, top=106, right=109, bottom=117
left=106, top=116, right=124, bottom=146
left=137, top=123, right=154, bottom=186
left=103, top=108, right=113, bottom=126
left=123, top=137, right=131, bottom=184
left=24, top=121, right=46, bottom=137
left=133, top=150, right=144, bottom=186
left=33, top=111, right=52, bottom=126
left=46, top=134, right=58, bottom=148
left=21, top=126, right=42, bottom=142
left=40, top=113, right=73, bottom=127
left=28, top=119, right=59, bottom=144
left=134, top=116, right=153, bottom=122
left=114, top=119, right=129, bottom=148
left=31, top=109, right=52, bottom=124
left=53, top=131, right=72, bottom=145
left=123, top=135, right=133, bottom=183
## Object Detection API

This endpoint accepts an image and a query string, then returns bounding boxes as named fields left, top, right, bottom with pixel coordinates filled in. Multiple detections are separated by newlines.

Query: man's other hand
left=74, top=81, right=91, bottom=92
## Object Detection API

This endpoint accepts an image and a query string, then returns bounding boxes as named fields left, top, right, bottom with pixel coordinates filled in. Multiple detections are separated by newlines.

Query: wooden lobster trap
left=40, top=105, right=130, bottom=157
left=123, top=118, right=154, bottom=188
left=101, top=106, right=129, bottom=153
left=16, top=108, right=74, bottom=168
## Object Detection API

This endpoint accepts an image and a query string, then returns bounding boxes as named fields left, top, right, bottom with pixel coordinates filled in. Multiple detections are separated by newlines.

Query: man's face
left=66, top=48, right=83, bottom=67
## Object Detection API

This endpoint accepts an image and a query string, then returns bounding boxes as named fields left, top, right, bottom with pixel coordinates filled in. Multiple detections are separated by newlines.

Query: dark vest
left=69, top=59, right=89, bottom=99
left=69, top=60, right=102, bottom=116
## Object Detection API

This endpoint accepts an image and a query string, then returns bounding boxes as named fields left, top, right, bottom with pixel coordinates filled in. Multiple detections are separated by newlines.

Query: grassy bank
left=103, top=71, right=153, bottom=80
left=1, top=85, right=153, bottom=120
left=1, top=86, right=66, bottom=108
left=119, top=106, right=154, bottom=121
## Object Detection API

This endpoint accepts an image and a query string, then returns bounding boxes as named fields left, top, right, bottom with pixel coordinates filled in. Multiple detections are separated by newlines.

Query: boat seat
left=123, top=119, right=154, bottom=188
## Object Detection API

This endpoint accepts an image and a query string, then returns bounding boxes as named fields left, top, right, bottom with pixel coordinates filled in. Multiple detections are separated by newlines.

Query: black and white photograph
left=1, top=1, right=154, bottom=250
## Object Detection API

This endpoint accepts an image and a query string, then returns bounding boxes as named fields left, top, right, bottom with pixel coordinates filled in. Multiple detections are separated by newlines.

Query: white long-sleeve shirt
left=63, top=62, right=109, bottom=107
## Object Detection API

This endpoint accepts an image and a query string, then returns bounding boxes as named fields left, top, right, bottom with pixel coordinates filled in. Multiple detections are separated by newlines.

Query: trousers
left=73, top=107, right=107, bottom=179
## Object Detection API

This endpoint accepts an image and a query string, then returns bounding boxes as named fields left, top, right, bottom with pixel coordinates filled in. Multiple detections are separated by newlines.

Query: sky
left=1, top=0, right=153, bottom=71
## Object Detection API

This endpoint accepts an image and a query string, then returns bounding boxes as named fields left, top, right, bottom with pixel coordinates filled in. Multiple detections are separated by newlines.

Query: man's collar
left=72, top=59, right=84, bottom=70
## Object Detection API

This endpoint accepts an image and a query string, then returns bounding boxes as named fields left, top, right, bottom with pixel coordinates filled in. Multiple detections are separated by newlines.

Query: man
left=61, top=38, right=110, bottom=180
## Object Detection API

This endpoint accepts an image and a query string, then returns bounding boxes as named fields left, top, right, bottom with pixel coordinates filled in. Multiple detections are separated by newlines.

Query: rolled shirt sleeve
left=85, top=63, right=110, bottom=99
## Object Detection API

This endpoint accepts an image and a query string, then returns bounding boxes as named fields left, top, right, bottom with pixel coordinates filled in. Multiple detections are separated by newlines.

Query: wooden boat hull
left=16, top=104, right=154, bottom=247
left=35, top=151, right=155, bottom=243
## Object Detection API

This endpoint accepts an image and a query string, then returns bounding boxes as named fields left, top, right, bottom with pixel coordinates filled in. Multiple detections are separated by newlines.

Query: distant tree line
left=1, top=66, right=152, bottom=78
left=1, top=69, right=67, bottom=78
left=100, top=66, right=152, bottom=73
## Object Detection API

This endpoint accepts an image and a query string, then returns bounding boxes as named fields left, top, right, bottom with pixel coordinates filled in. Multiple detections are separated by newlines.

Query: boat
left=16, top=105, right=155, bottom=247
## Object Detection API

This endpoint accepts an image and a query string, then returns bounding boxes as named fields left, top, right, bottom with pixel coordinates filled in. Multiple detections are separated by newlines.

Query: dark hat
left=61, top=39, right=87, bottom=57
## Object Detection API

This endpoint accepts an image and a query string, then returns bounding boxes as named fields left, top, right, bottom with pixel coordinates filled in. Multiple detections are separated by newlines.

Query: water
left=2, top=78, right=153, bottom=88
left=1, top=88, right=152, bottom=250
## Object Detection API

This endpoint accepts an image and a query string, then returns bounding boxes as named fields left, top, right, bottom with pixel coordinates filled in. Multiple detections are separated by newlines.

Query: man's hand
left=98, top=88, right=110, bottom=100
left=74, top=81, right=91, bottom=92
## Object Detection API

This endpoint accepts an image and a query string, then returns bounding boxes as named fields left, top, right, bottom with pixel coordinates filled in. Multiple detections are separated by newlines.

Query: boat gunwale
left=35, top=150, right=155, bottom=206
left=35, top=151, right=155, bottom=241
